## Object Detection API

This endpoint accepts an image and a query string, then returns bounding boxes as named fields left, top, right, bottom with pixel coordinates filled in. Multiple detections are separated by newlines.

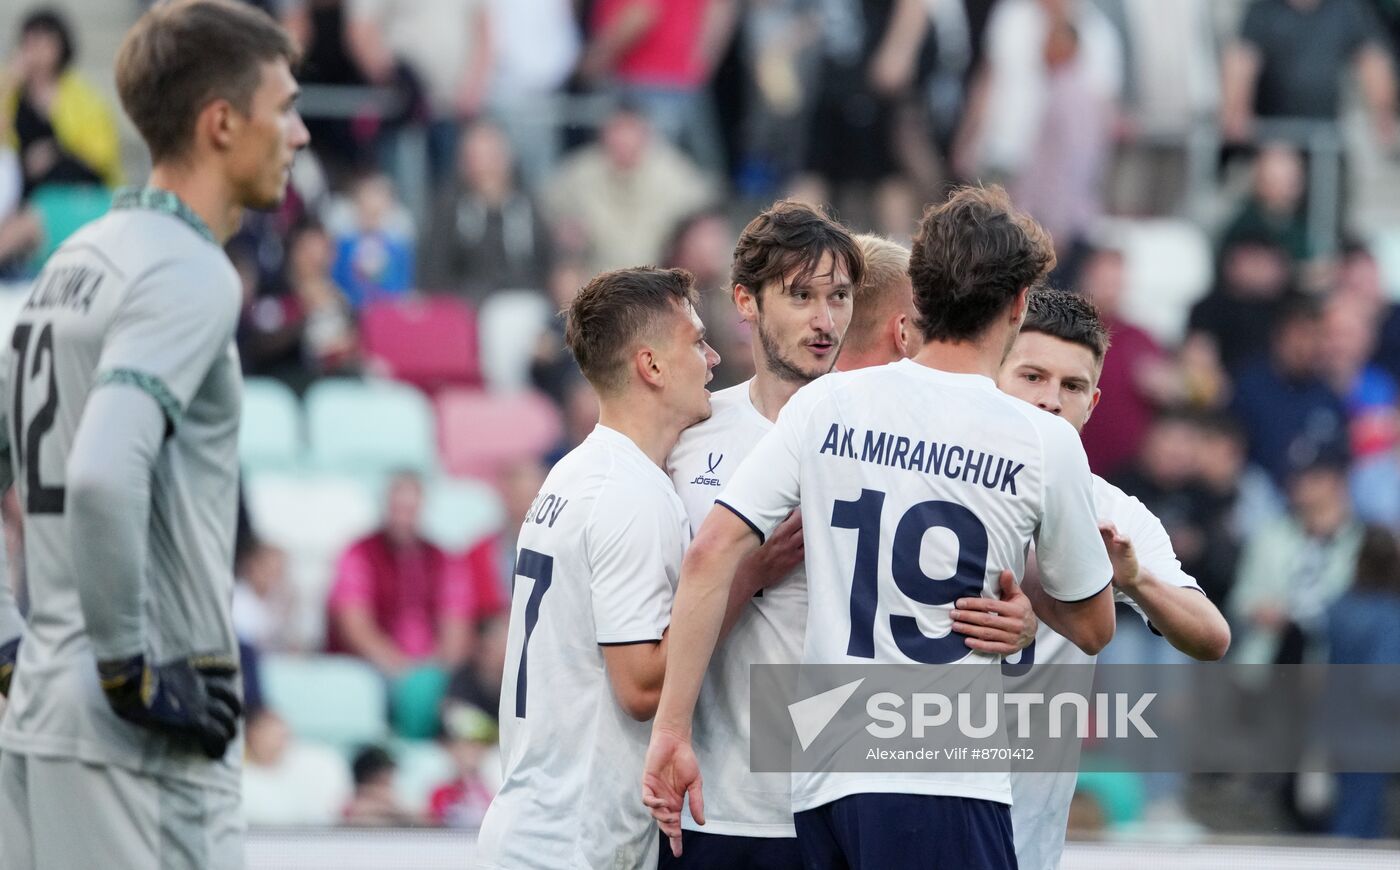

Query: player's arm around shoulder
left=1027, top=411, right=1116, bottom=655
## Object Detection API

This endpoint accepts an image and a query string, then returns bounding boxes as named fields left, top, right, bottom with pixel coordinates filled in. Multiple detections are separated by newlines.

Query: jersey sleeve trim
left=1044, top=575, right=1113, bottom=604
left=598, top=637, right=665, bottom=647
left=715, top=499, right=765, bottom=545
left=95, top=368, right=182, bottom=431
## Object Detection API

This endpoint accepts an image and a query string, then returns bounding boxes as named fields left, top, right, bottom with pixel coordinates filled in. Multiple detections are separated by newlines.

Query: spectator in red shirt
left=327, top=472, right=506, bottom=677
left=1077, top=248, right=1172, bottom=477
left=579, top=0, right=733, bottom=170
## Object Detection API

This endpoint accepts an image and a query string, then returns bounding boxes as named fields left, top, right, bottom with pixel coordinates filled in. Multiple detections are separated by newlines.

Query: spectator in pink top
left=327, top=472, right=506, bottom=676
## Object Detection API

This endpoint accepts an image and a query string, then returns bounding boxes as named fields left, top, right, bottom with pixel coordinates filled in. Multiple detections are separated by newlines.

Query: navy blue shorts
left=794, top=793, right=1017, bottom=870
left=657, top=829, right=804, bottom=870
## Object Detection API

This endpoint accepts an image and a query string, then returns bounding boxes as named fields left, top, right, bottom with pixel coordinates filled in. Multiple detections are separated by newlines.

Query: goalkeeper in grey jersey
left=0, top=2, right=308, bottom=868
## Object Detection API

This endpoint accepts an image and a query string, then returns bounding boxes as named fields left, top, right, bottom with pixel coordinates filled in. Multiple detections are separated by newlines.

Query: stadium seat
left=1098, top=218, right=1213, bottom=346
left=240, top=377, right=304, bottom=472
left=390, top=738, right=457, bottom=815
left=421, top=476, right=506, bottom=553
left=389, top=665, right=450, bottom=740
left=305, top=378, right=438, bottom=477
left=360, top=296, right=481, bottom=391
left=29, top=184, right=113, bottom=267
left=245, top=470, right=380, bottom=647
left=478, top=290, right=553, bottom=392
left=1370, top=226, right=1400, bottom=302
left=1074, top=770, right=1146, bottom=828
left=260, top=654, right=388, bottom=752
left=436, top=388, right=563, bottom=480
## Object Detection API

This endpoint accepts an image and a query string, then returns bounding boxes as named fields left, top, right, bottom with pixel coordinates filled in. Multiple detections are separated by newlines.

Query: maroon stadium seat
left=437, top=388, right=563, bottom=480
left=361, top=296, right=481, bottom=391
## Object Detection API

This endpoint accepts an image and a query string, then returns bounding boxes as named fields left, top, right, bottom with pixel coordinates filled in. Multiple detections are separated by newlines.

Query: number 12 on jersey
left=833, top=488, right=988, bottom=665
left=10, top=323, right=65, bottom=515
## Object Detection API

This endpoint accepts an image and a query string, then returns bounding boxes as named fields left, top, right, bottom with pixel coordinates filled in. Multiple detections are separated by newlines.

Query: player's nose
left=704, top=341, right=720, bottom=370
left=811, top=302, right=835, bottom=333
left=290, top=112, right=311, bottom=150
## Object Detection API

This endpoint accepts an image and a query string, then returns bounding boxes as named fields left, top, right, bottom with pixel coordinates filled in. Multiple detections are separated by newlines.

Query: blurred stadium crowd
left=2, top=0, right=1400, bottom=843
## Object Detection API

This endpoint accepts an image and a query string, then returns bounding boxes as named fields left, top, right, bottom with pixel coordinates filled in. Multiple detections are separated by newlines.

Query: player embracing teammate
left=644, top=186, right=1117, bottom=869
left=475, top=183, right=1225, bottom=869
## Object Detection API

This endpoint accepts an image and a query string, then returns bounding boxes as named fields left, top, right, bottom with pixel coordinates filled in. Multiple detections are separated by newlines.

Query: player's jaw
left=668, top=305, right=721, bottom=426
left=232, top=59, right=309, bottom=210
left=756, top=316, right=843, bottom=384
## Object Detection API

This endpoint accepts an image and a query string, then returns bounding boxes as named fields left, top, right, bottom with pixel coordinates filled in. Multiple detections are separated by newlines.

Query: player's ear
left=201, top=97, right=239, bottom=153
left=893, top=313, right=910, bottom=357
left=733, top=283, right=759, bottom=323
left=635, top=345, right=664, bottom=389
left=1086, top=387, right=1102, bottom=422
left=1010, top=286, right=1030, bottom=324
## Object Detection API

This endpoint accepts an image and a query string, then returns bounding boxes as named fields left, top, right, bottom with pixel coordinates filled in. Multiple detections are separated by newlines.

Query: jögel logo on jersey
left=690, top=452, right=724, bottom=487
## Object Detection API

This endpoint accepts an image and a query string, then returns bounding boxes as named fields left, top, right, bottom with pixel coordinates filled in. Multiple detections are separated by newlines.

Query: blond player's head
left=841, top=234, right=918, bottom=368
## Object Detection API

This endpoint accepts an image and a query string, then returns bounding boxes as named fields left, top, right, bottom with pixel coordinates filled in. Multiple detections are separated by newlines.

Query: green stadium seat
left=306, top=378, right=437, bottom=476
left=1074, top=770, right=1146, bottom=828
left=421, top=477, right=506, bottom=554
left=240, top=378, right=304, bottom=472
left=260, top=654, right=388, bottom=752
left=389, top=738, right=457, bottom=815
left=389, top=665, right=450, bottom=740
left=244, top=471, right=380, bottom=647
left=29, top=184, right=113, bottom=267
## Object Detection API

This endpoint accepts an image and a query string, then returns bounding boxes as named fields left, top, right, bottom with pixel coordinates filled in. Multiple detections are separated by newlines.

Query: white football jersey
left=476, top=425, right=689, bottom=870
left=667, top=380, right=805, bottom=838
left=1009, top=474, right=1205, bottom=870
left=718, top=360, right=1113, bottom=812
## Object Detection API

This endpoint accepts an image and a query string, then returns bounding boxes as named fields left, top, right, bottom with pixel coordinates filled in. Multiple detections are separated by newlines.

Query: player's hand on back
left=97, top=653, right=243, bottom=759
left=1098, top=522, right=1141, bottom=591
left=642, top=725, right=705, bottom=858
left=735, top=510, right=804, bottom=597
left=951, top=569, right=1038, bottom=655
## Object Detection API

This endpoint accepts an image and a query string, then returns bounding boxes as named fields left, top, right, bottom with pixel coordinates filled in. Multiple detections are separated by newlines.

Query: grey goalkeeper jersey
left=0, top=189, right=243, bottom=790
